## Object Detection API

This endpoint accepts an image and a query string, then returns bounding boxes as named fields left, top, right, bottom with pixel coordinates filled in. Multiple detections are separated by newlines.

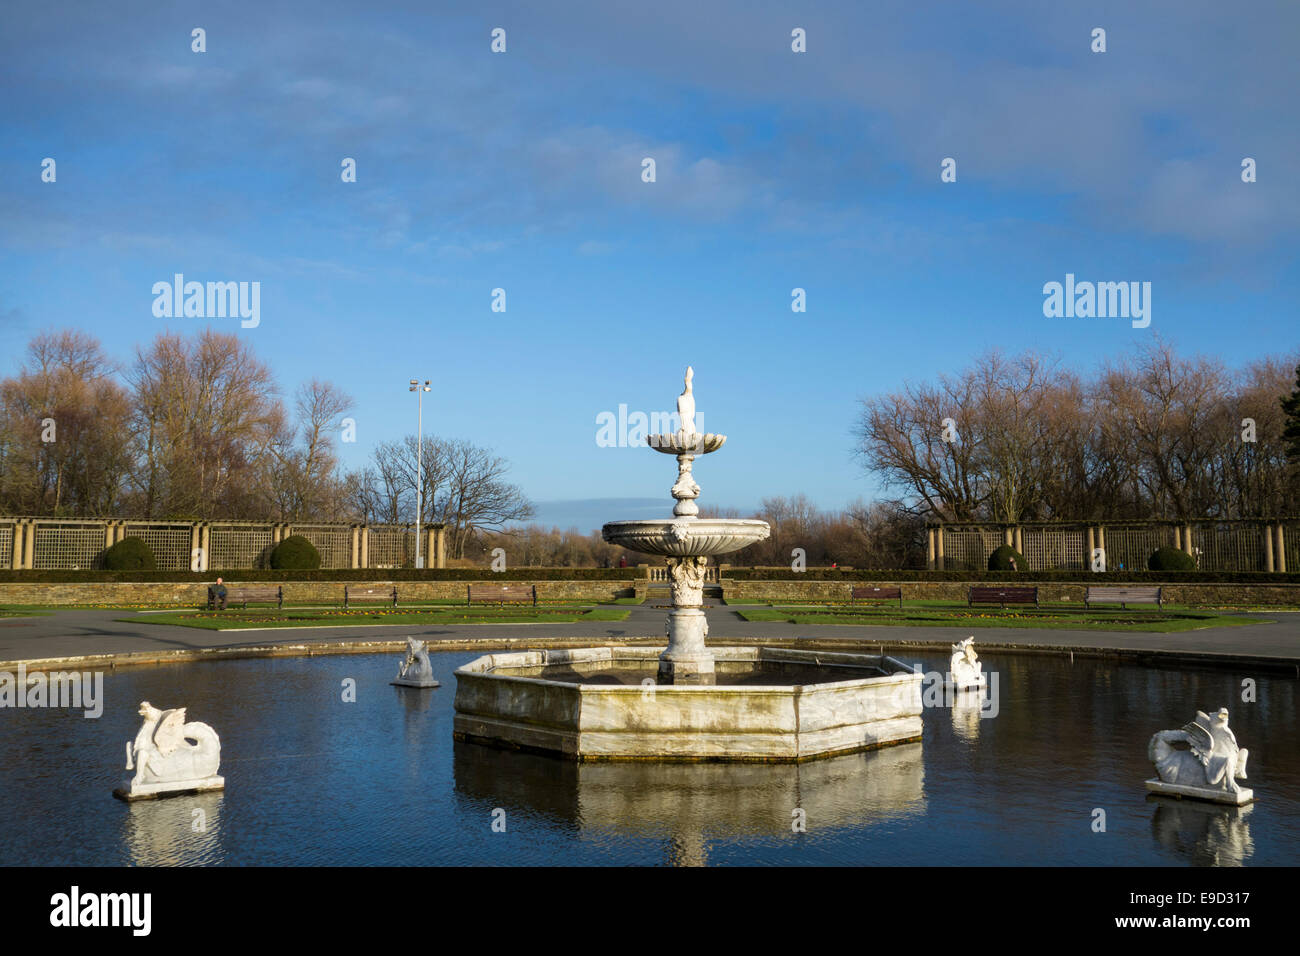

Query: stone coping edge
left=4, top=635, right=1298, bottom=673
left=454, top=646, right=919, bottom=692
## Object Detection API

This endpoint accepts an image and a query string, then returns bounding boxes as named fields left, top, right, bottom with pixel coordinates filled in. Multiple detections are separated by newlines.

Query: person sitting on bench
left=212, top=577, right=228, bottom=610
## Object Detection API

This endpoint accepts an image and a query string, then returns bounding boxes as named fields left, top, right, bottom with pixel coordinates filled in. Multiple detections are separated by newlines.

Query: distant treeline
left=0, top=328, right=531, bottom=559
left=855, top=341, right=1300, bottom=523
left=5, top=330, right=1297, bottom=570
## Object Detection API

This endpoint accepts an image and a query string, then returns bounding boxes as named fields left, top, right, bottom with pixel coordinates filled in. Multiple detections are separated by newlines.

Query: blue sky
left=2, top=1, right=1297, bottom=531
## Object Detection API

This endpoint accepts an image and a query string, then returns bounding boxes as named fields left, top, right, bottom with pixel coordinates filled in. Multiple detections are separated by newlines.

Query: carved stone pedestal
left=658, top=556, right=714, bottom=684
left=659, top=607, right=715, bottom=684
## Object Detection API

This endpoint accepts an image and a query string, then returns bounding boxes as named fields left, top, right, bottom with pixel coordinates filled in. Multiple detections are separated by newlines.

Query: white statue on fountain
left=678, top=365, right=697, bottom=435
left=115, top=701, right=224, bottom=801
left=1147, top=708, right=1253, bottom=805
left=392, top=637, right=440, bottom=688
left=946, top=636, right=985, bottom=690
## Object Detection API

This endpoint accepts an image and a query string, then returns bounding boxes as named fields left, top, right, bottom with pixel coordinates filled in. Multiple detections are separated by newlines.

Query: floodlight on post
left=409, top=379, right=432, bottom=569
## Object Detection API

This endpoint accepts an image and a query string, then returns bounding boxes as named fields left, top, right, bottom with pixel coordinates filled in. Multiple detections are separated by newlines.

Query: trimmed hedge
left=1, top=567, right=1298, bottom=584
left=102, top=537, right=157, bottom=571
left=988, top=545, right=1026, bottom=571
left=270, top=535, right=321, bottom=570
left=1148, top=546, right=1197, bottom=572
left=722, top=568, right=1300, bottom=584
left=0, top=567, right=644, bottom=583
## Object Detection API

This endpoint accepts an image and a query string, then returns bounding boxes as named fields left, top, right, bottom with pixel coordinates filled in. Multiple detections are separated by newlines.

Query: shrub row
left=0, top=567, right=642, bottom=583
left=723, top=568, right=1300, bottom=584
left=3, top=567, right=1298, bottom=585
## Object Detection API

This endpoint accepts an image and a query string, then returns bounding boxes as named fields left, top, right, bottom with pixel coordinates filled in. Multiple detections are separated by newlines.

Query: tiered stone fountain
left=452, top=369, right=923, bottom=762
left=600, top=366, right=769, bottom=683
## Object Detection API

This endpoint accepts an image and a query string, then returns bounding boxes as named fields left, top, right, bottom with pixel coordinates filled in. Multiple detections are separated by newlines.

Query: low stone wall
left=721, top=579, right=1300, bottom=606
left=5, top=576, right=1295, bottom=607
left=453, top=646, right=923, bottom=761
left=0, top=579, right=632, bottom=606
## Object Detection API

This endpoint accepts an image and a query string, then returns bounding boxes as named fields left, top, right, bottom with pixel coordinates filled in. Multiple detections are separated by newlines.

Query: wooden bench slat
left=1085, top=586, right=1162, bottom=609
left=344, top=585, right=398, bottom=609
left=849, top=586, right=903, bottom=608
left=208, top=585, right=282, bottom=610
left=969, top=586, right=1038, bottom=608
left=467, top=584, right=537, bottom=606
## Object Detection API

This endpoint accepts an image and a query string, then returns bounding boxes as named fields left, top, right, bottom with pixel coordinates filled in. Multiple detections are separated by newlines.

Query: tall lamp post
left=409, top=379, right=431, bottom=568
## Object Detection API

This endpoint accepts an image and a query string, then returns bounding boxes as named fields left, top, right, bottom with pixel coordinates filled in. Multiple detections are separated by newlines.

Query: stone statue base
left=1145, top=779, right=1254, bottom=806
left=944, top=673, right=986, bottom=692
left=113, top=775, right=225, bottom=802
left=657, top=655, right=717, bottom=685
left=392, top=675, right=440, bottom=688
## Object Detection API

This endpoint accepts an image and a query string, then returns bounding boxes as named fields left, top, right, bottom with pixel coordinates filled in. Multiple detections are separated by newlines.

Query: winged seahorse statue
left=124, top=701, right=222, bottom=790
left=391, top=637, right=440, bottom=687
left=1148, top=708, right=1250, bottom=799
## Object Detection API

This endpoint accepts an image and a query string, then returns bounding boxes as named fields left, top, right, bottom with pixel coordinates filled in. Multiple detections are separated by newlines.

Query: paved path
left=2, top=603, right=1298, bottom=665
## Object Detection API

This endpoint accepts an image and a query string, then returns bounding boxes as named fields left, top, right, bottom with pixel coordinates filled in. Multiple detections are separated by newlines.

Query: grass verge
left=122, top=605, right=632, bottom=630
left=736, top=605, right=1260, bottom=632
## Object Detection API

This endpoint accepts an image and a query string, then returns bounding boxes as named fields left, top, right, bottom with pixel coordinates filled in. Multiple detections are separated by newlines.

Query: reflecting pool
left=1, top=650, right=1295, bottom=865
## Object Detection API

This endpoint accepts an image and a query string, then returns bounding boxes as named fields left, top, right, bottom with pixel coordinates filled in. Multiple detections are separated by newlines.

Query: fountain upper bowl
left=647, top=431, right=726, bottom=456
left=601, top=518, right=770, bottom=556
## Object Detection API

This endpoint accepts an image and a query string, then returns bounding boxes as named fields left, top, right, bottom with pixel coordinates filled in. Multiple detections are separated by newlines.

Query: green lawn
left=0, top=608, right=52, bottom=618
left=123, top=605, right=632, bottom=630
left=736, top=603, right=1260, bottom=632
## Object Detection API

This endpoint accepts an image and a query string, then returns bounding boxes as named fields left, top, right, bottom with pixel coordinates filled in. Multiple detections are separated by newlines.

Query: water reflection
left=121, top=791, right=225, bottom=866
left=392, top=684, right=437, bottom=715
left=950, top=689, right=983, bottom=742
left=1150, top=797, right=1254, bottom=866
left=454, top=741, right=925, bottom=865
left=2, top=651, right=1297, bottom=865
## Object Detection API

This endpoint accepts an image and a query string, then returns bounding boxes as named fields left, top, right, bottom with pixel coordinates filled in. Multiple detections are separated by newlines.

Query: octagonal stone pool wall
left=452, top=646, right=923, bottom=762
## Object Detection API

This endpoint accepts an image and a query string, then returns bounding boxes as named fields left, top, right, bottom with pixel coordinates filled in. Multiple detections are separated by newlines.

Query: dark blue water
left=1, top=651, right=1295, bottom=865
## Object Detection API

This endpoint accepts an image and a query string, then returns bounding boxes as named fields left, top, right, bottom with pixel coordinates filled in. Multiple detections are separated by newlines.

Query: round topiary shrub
left=102, top=536, right=157, bottom=571
left=270, top=535, right=321, bottom=570
left=1148, top=546, right=1196, bottom=572
left=988, top=544, right=1026, bottom=571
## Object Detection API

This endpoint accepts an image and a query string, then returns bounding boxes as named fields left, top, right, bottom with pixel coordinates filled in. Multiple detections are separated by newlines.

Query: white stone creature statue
left=677, top=366, right=696, bottom=435
left=392, top=637, right=439, bottom=688
left=117, top=701, right=223, bottom=799
left=947, top=636, right=984, bottom=690
left=1147, top=708, right=1252, bottom=805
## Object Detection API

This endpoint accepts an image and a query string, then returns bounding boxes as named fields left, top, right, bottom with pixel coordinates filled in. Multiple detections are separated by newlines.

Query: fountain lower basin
left=452, top=646, right=923, bottom=762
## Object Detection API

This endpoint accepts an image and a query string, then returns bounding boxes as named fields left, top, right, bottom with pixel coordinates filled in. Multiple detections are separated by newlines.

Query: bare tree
left=0, top=330, right=132, bottom=515
left=264, top=379, right=354, bottom=519
left=127, top=329, right=284, bottom=518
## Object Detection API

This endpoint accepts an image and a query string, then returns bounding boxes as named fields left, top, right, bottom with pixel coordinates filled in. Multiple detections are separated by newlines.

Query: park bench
left=1085, top=585, right=1162, bottom=610
left=208, top=584, right=283, bottom=610
left=344, top=585, right=398, bottom=609
left=467, top=583, right=537, bottom=607
left=849, top=586, right=904, bottom=609
left=968, top=585, right=1039, bottom=609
